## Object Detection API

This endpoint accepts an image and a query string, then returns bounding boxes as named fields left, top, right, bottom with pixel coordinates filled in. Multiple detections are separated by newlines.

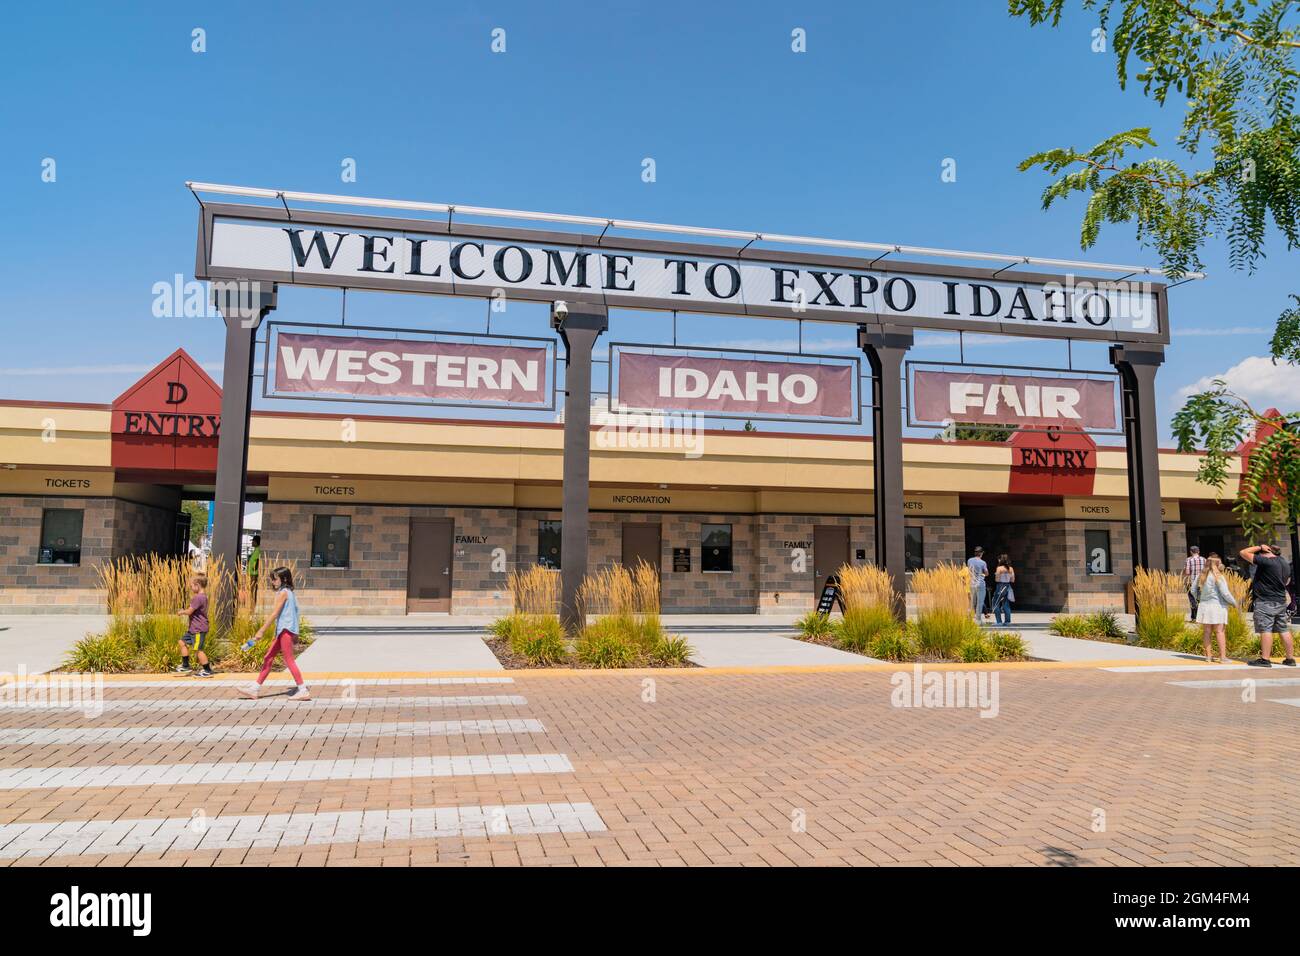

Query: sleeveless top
left=276, top=589, right=301, bottom=635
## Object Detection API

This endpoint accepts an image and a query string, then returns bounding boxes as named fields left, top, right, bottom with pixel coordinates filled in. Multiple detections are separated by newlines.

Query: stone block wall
left=261, top=503, right=516, bottom=615
left=517, top=509, right=759, bottom=613
left=112, top=498, right=177, bottom=559
left=0, top=495, right=174, bottom=614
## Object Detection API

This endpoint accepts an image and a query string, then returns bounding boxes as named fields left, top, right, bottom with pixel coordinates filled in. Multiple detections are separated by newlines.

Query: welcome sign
left=204, top=212, right=1162, bottom=337
left=615, top=349, right=857, bottom=421
left=272, top=331, right=550, bottom=406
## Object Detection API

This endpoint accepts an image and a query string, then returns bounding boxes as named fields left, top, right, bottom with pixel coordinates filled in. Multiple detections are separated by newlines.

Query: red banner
left=274, top=333, right=549, bottom=405
left=617, top=351, right=855, bottom=419
left=913, top=370, right=1117, bottom=430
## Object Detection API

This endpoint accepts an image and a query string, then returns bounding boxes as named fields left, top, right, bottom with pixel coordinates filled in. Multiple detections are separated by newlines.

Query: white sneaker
left=288, top=685, right=312, bottom=702
left=238, top=683, right=260, bottom=699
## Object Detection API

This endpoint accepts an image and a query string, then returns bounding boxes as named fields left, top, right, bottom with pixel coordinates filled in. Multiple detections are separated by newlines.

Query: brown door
left=621, top=523, right=662, bottom=573
left=407, top=518, right=454, bottom=612
left=813, top=525, right=850, bottom=595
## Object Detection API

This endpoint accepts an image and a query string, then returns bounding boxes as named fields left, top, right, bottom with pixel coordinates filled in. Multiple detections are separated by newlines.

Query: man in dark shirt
left=1241, top=544, right=1295, bottom=667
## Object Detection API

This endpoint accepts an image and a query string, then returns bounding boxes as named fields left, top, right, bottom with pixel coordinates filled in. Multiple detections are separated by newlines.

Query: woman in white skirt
left=1194, top=555, right=1236, bottom=663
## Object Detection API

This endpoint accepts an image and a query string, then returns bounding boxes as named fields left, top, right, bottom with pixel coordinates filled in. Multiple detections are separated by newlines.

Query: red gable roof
left=110, top=349, right=222, bottom=473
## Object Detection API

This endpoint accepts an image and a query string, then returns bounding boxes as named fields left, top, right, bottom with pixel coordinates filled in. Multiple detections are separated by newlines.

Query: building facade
left=0, top=350, right=1290, bottom=616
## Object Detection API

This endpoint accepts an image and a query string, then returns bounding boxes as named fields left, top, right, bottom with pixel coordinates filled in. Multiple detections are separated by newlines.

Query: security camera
left=552, top=300, right=569, bottom=319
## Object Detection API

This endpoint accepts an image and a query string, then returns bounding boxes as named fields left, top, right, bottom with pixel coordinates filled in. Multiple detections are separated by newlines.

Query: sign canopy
left=196, top=203, right=1168, bottom=343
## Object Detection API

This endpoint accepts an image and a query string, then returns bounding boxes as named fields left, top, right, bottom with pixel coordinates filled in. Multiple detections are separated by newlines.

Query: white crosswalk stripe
left=42, top=677, right=514, bottom=688
left=0, top=801, right=606, bottom=859
left=1166, top=677, right=1300, bottom=688
left=0, top=753, right=575, bottom=790
left=0, top=718, right=546, bottom=746
left=0, top=694, right=527, bottom=712
left=0, top=676, right=607, bottom=860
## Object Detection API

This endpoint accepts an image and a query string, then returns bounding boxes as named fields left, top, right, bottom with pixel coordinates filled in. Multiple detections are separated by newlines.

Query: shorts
left=182, top=630, right=207, bottom=650
left=1253, top=601, right=1291, bottom=636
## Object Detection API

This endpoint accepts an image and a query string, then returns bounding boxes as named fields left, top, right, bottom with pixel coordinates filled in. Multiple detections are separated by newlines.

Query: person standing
left=1183, top=545, right=1206, bottom=621
left=246, top=534, right=262, bottom=606
left=967, top=546, right=990, bottom=623
left=239, top=567, right=311, bottom=700
left=1241, top=544, right=1295, bottom=667
left=992, top=554, right=1015, bottom=627
left=1193, top=554, right=1235, bottom=663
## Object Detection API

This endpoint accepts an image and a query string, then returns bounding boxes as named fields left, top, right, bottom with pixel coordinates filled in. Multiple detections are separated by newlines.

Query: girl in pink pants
left=240, top=567, right=311, bottom=701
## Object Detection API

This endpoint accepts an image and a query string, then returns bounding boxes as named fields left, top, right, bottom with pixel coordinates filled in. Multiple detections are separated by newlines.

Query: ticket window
left=1085, top=529, right=1112, bottom=575
left=39, top=509, right=83, bottom=565
left=702, top=524, right=732, bottom=572
left=538, top=520, right=562, bottom=570
left=311, top=515, right=352, bottom=568
left=905, top=526, right=924, bottom=572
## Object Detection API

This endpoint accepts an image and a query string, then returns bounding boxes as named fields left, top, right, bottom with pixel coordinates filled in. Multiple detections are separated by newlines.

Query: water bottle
left=241, top=636, right=257, bottom=652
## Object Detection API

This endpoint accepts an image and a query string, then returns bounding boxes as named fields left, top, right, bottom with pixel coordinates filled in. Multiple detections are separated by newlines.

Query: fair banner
left=272, top=332, right=550, bottom=405
left=913, top=369, right=1118, bottom=430
left=615, top=349, right=856, bottom=420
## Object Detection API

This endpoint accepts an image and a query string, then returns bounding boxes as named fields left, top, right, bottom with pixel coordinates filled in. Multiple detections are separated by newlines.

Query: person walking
left=239, top=567, right=311, bottom=700
left=967, top=546, right=990, bottom=623
left=992, top=554, right=1015, bottom=627
left=175, top=573, right=213, bottom=677
left=1183, top=545, right=1206, bottom=621
left=1241, top=544, right=1295, bottom=668
left=1192, top=554, right=1235, bottom=663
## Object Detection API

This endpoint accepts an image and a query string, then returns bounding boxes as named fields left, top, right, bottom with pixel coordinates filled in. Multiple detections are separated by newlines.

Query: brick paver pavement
left=0, top=664, right=1297, bottom=866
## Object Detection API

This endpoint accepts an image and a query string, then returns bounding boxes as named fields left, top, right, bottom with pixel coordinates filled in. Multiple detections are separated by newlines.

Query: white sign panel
left=206, top=216, right=1161, bottom=336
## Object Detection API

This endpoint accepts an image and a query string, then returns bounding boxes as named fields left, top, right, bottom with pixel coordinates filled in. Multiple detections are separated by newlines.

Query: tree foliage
left=1011, top=1, right=1300, bottom=540
left=1012, top=0, right=1300, bottom=277
left=1171, top=385, right=1300, bottom=537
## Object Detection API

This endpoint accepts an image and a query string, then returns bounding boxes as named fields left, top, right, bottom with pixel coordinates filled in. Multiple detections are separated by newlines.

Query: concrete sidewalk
left=0, top=615, right=108, bottom=675
left=0, top=609, right=1203, bottom=673
left=294, top=630, right=503, bottom=672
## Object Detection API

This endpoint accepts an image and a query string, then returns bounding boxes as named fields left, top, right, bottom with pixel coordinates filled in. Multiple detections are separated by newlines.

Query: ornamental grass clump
left=910, top=563, right=981, bottom=658
left=795, top=611, right=840, bottom=640
left=1133, top=567, right=1187, bottom=649
left=834, top=562, right=904, bottom=655
left=73, top=553, right=308, bottom=672
left=495, top=565, right=570, bottom=665
left=574, top=561, right=692, bottom=667
left=1049, top=613, right=1092, bottom=637
left=1223, top=571, right=1254, bottom=656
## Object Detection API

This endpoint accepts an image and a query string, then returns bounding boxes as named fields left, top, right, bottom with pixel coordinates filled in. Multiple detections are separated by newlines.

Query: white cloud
left=1174, top=355, right=1300, bottom=405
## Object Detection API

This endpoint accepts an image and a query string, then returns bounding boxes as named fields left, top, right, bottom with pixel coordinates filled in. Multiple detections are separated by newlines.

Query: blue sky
left=1, top=0, right=1295, bottom=441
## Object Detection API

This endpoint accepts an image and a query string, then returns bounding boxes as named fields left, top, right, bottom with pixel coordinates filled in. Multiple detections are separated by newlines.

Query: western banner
left=616, top=349, right=856, bottom=420
left=272, top=332, right=550, bottom=405
left=912, top=369, right=1118, bottom=430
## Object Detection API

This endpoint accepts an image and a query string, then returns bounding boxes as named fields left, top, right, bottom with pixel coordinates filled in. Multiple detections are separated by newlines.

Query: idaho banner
left=616, top=349, right=856, bottom=420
